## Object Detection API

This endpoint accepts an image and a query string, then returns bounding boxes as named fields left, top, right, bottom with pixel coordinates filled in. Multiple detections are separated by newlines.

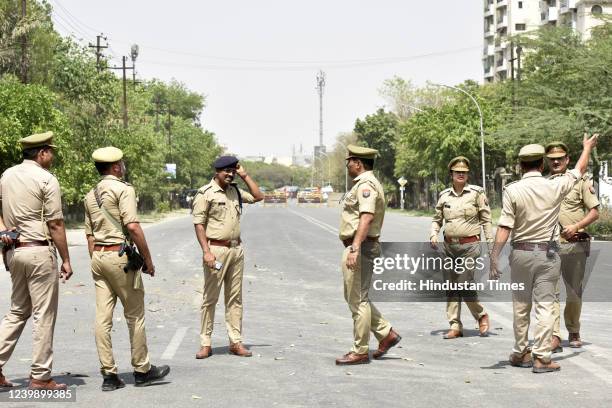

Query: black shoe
left=133, top=365, right=170, bottom=387
left=102, top=374, right=125, bottom=392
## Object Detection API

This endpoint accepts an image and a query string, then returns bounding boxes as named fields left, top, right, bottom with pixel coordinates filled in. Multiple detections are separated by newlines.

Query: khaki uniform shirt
left=191, top=179, right=256, bottom=241
left=84, top=175, right=139, bottom=245
left=498, top=170, right=581, bottom=242
left=339, top=171, right=384, bottom=241
left=557, top=173, right=600, bottom=229
left=0, top=160, right=63, bottom=242
left=430, top=184, right=493, bottom=243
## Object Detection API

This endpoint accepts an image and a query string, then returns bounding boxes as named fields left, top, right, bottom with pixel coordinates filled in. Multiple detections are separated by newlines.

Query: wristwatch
left=349, top=245, right=358, bottom=253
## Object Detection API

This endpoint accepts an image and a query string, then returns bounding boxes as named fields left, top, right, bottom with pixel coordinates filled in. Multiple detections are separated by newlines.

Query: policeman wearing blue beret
left=191, top=155, right=264, bottom=359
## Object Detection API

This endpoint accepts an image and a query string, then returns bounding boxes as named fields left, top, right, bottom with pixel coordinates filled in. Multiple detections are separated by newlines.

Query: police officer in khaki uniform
left=84, top=147, right=169, bottom=391
left=490, top=134, right=598, bottom=374
left=192, top=156, right=263, bottom=359
left=430, top=156, right=492, bottom=339
left=545, top=142, right=600, bottom=352
left=335, top=145, right=401, bottom=365
left=0, top=132, right=72, bottom=390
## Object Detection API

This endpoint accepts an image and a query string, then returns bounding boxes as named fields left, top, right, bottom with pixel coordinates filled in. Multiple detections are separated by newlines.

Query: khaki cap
left=545, top=141, right=569, bottom=158
left=518, top=144, right=545, bottom=161
left=92, top=146, right=124, bottom=163
left=345, top=144, right=378, bottom=160
left=448, top=156, right=470, bottom=172
left=19, top=131, right=57, bottom=150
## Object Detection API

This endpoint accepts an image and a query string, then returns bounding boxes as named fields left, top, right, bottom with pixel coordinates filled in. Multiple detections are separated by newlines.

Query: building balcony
left=496, top=59, right=507, bottom=71
left=484, top=27, right=495, bottom=38
left=497, top=18, right=508, bottom=29
left=548, top=6, right=559, bottom=20
left=484, top=7, right=494, bottom=17
left=495, top=40, right=507, bottom=52
left=560, top=0, right=577, bottom=13
left=497, top=0, right=508, bottom=8
left=484, top=69, right=494, bottom=80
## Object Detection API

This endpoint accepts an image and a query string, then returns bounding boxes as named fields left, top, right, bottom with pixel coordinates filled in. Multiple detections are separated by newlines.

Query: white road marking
left=161, top=327, right=189, bottom=360
left=288, top=209, right=338, bottom=235
left=485, top=303, right=612, bottom=384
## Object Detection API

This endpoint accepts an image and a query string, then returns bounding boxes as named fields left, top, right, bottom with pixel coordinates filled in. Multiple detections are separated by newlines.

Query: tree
left=353, top=109, right=399, bottom=195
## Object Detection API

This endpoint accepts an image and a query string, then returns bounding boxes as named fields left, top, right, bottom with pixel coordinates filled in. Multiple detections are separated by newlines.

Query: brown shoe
left=509, top=350, right=533, bottom=368
left=568, top=333, right=582, bottom=348
left=335, top=352, right=370, bottom=365
left=443, top=329, right=463, bottom=339
left=372, top=328, right=402, bottom=359
left=0, top=370, right=14, bottom=388
left=195, top=346, right=213, bottom=359
left=29, top=378, right=67, bottom=390
left=532, top=357, right=561, bottom=373
left=478, top=314, right=490, bottom=337
left=229, top=342, right=252, bottom=357
left=551, top=335, right=563, bottom=353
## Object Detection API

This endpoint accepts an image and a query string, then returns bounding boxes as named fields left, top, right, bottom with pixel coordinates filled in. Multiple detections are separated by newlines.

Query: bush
left=587, top=207, right=612, bottom=238
left=155, top=201, right=171, bottom=213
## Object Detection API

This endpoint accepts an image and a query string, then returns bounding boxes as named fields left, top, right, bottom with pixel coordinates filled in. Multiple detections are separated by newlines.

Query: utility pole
left=20, top=0, right=28, bottom=83
left=88, top=34, right=108, bottom=72
left=165, top=110, right=173, bottom=162
left=516, top=44, right=523, bottom=83
left=510, top=40, right=516, bottom=109
left=109, top=56, right=134, bottom=128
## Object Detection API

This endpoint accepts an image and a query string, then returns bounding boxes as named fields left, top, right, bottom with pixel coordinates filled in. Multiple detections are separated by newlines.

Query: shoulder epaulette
left=107, top=178, right=131, bottom=186
left=197, top=184, right=214, bottom=195
left=503, top=180, right=519, bottom=190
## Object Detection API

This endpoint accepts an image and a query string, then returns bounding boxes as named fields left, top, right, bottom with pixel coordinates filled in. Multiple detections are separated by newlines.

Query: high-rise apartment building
left=483, top=0, right=611, bottom=82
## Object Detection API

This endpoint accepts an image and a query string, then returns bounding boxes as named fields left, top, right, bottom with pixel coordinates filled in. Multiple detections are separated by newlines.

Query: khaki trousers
left=341, top=241, right=391, bottom=354
left=510, top=249, right=560, bottom=362
left=200, top=245, right=245, bottom=347
left=91, top=251, right=150, bottom=375
left=443, top=242, right=487, bottom=331
left=553, top=242, right=588, bottom=337
left=0, top=247, right=59, bottom=381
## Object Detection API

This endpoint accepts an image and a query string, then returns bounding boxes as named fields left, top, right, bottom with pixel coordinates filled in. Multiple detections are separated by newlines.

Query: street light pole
left=432, top=83, right=486, bottom=189
left=334, top=141, right=350, bottom=193
left=130, top=44, right=139, bottom=90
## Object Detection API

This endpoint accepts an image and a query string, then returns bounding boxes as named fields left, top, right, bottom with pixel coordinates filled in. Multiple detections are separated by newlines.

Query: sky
left=49, top=0, right=484, bottom=158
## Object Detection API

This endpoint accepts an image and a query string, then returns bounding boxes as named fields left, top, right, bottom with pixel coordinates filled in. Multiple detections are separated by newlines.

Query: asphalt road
left=1, top=203, right=612, bottom=407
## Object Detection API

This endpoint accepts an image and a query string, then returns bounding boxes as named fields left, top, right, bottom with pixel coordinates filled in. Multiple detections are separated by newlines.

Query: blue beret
left=214, top=155, right=239, bottom=169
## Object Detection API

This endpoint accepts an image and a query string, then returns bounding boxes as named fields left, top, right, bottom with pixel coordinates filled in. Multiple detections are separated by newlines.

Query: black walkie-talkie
left=0, top=229, right=20, bottom=246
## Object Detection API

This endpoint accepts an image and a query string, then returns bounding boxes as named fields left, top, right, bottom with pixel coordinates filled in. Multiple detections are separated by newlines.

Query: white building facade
left=483, top=0, right=611, bottom=82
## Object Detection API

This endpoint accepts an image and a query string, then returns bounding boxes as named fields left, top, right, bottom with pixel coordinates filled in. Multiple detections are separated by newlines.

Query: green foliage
left=496, top=23, right=612, bottom=166
left=353, top=108, right=399, bottom=188
left=239, top=161, right=311, bottom=190
left=0, top=0, right=222, bottom=213
left=587, top=208, right=612, bottom=237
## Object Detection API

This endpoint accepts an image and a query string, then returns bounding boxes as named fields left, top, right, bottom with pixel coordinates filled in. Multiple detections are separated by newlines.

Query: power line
left=51, top=10, right=89, bottom=40
left=48, top=0, right=103, bottom=35
left=135, top=46, right=480, bottom=72
left=115, top=42, right=480, bottom=65
left=46, top=0, right=481, bottom=67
